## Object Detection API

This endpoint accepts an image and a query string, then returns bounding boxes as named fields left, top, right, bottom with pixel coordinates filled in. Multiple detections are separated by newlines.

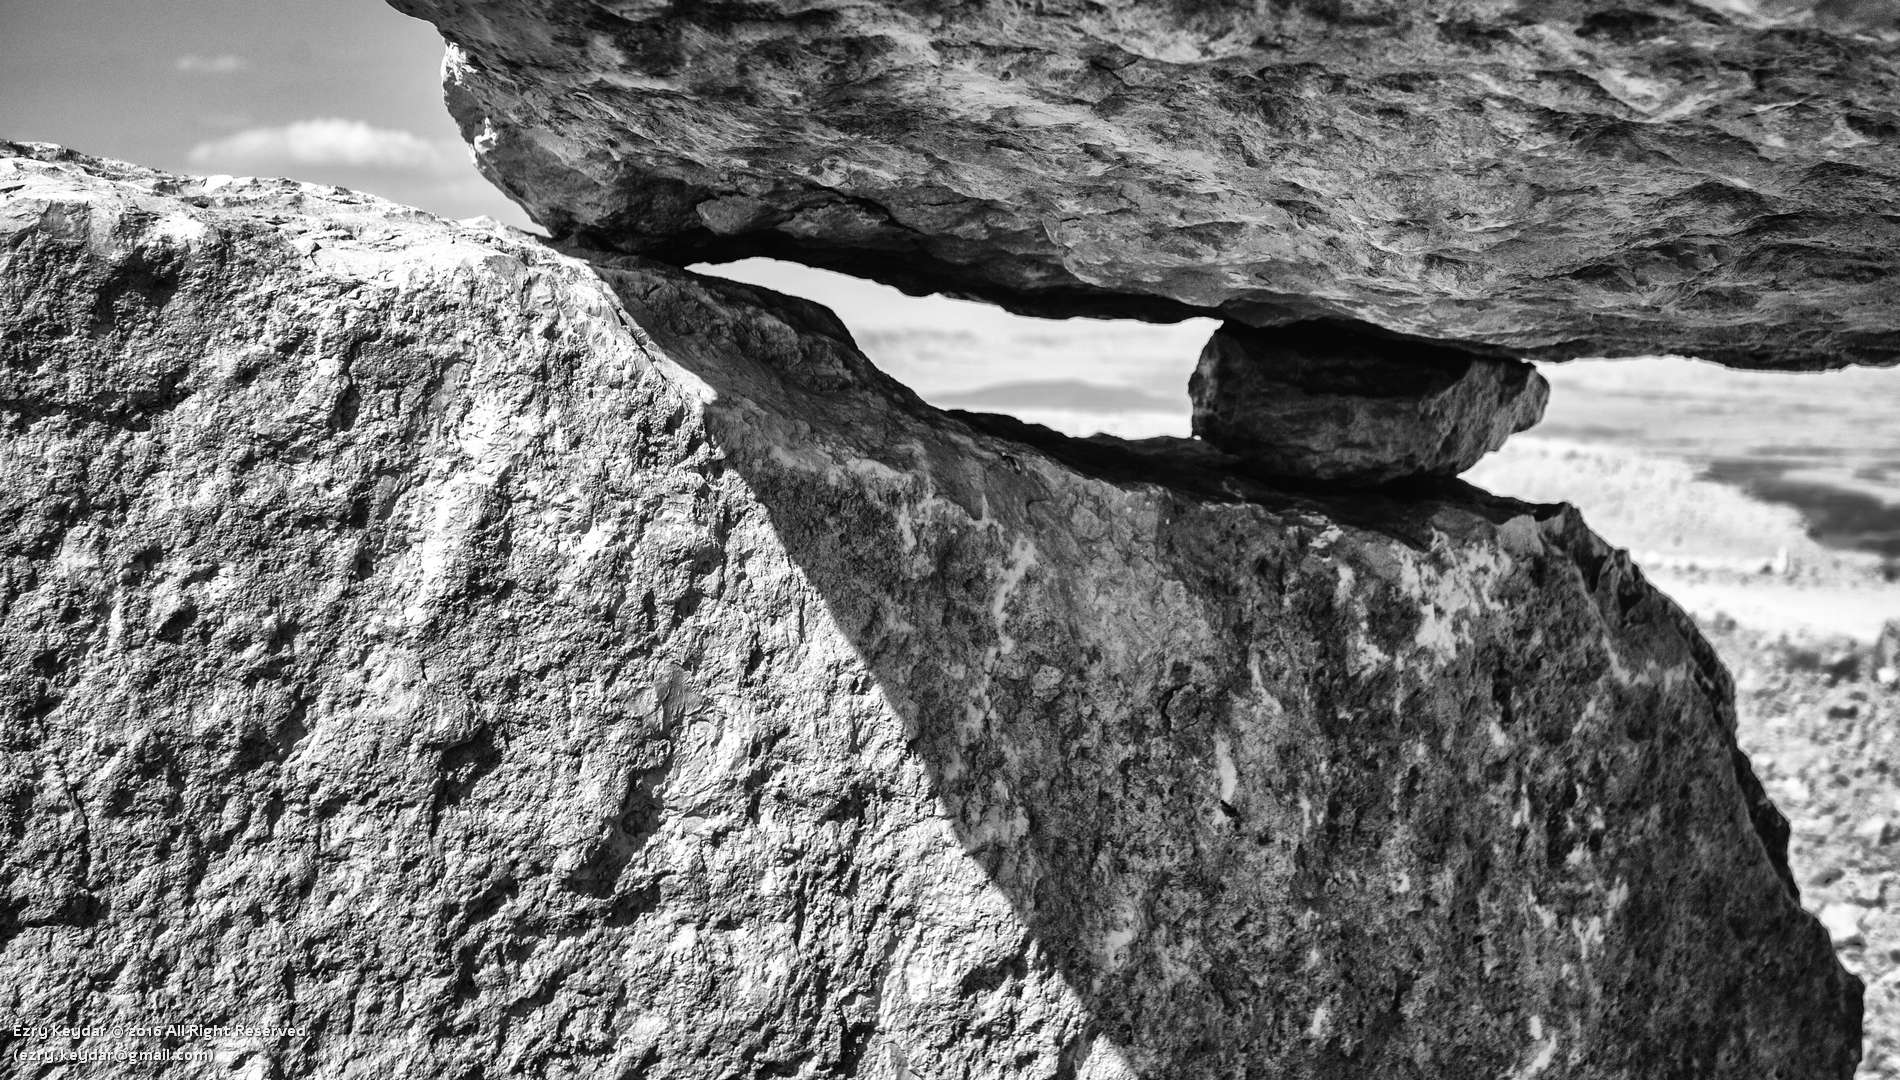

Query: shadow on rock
left=593, top=252, right=1862, bottom=1079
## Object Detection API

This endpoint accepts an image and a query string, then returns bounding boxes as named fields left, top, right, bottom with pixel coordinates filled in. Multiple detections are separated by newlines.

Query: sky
left=0, top=0, right=526, bottom=225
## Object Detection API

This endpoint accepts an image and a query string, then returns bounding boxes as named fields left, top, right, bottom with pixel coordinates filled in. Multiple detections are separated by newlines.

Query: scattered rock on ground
left=1823, top=903, right=1873, bottom=947
left=1715, top=618, right=1900, bottom=1078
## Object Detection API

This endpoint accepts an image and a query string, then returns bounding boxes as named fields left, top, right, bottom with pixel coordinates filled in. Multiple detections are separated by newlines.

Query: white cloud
left=176, top=54, right=250, bottom=75
left=186, top=118, right=452, bottom=172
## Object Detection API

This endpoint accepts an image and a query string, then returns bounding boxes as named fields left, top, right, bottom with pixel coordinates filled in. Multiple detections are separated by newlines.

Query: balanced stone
left=389, top=0, right=1900, bottom=369
left=1190, top=321, right=1549, bottom=485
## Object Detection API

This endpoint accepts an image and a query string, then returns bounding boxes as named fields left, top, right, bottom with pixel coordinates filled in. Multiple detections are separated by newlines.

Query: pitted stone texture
left=390, top=0, right=1900, bottom=369
left=1190, top=322, right=1549, bottom=485
left=0, top=144, right=1861, bottom=1078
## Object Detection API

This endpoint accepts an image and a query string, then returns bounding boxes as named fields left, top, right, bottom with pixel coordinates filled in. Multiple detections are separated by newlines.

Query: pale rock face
left=388, top=0, right=1900, bottom=369
left=0, top=144, right=1862, bottom=1077
left=1190, top=321, right=1550, bottom=484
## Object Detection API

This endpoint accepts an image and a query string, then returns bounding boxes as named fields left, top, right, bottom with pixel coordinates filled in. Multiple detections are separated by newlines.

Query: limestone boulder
left=390, top=0, right=1900, bottom=368
left=1190, top=321, right=1549, bottom=484
left=0, top=143, right=1862, bottom=1078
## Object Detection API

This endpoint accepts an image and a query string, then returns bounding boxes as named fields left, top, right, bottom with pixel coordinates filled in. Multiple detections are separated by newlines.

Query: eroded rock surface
left=391, top=0, right=1900, bottom=368
left=0, top=144, right=1861, bottom=1077
left=1191, top=322, right=1549, bottom=485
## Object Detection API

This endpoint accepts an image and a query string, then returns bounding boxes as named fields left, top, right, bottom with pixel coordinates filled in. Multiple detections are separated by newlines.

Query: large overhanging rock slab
left=0, top=144, right=1861, bottom=1077
left=391, top=0, right=1900, bottom=369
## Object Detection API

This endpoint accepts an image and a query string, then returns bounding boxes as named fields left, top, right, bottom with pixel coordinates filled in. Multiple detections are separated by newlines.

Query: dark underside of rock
left=0, top=142, right=1863, bottom=1079
left=389, top=0, right=1900, bottom=369
left=1191, top=321, right=1550, bottom=485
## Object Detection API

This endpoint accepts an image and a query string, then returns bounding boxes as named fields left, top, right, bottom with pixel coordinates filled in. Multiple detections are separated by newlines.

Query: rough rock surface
left=390, top=0, right=1900, bottom=369
left=0, top=143, right=1861, bottom=1078
left=1190, top=322, right=1549, bottom=484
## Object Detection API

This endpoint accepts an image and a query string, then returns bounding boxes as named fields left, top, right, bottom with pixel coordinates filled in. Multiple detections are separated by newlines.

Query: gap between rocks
left=691, top=258, right=1213, bottom=441
left=692, top=257, right=1551, bottom=489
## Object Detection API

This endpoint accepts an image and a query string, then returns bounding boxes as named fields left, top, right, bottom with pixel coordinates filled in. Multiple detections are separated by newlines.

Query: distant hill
left=932, top=380, right=1180, bottom=414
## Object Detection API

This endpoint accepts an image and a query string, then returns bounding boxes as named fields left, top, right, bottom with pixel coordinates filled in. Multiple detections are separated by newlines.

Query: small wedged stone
left=1190, top=321, right=1549, bottom=485
left=0, top=143, right=1862, bottom=1079
left=387, top=0, right=1900, bottom=369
